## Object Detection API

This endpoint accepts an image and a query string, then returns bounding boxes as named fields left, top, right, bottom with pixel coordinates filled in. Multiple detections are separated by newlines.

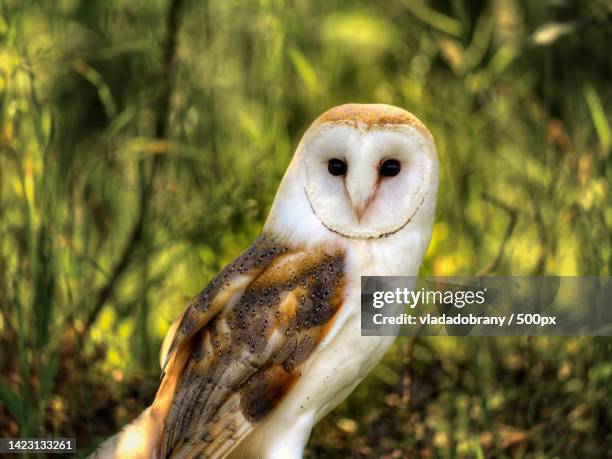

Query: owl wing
left=151, top=234, right=345, bottom=459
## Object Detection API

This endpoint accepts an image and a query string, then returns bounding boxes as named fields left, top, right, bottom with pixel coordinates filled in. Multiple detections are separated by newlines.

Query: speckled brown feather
left=161, top=236, right=287, bottom=372
left=153, top=234, right=345, bottom=459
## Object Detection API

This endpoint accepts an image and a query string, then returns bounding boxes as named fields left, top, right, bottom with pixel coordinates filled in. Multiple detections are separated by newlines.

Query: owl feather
left=153, top=234, right=346, bottom=458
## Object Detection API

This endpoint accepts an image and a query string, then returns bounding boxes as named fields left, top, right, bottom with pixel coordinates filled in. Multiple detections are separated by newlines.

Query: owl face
left=298, top=104, right=437, bottom=239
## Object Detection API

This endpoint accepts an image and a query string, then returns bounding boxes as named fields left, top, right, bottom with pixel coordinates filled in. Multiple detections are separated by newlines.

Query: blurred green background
left=0, top=0, right=611, bottom=457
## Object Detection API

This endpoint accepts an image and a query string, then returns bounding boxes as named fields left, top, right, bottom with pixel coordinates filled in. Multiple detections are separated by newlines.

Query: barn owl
left=92, top=103, right=438, bottom=459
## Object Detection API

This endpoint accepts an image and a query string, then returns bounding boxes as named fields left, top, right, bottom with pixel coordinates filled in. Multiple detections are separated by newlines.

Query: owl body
left=233, top=140, right=437, bottom=458
left=91, top=104, right=438, bottom=459
left=229, top=240, right=428, bottom=459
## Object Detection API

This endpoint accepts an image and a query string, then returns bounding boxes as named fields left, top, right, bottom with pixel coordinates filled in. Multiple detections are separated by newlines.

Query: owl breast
left=227, top=240, right=415, bottom=459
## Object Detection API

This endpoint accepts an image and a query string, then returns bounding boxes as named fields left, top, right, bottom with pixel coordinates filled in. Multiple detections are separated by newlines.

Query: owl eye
left=380, top=159, right=401, bottom=177
left=328, top=158, right=347, bottom=176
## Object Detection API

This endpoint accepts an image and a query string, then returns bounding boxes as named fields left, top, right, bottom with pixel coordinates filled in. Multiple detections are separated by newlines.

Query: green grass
left=0, top=0, right=610, bottom=457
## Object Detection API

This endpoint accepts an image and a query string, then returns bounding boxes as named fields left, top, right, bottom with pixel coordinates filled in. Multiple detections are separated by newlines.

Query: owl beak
left=355, top=202, right=371, bottom=221
left=346, top=172, right=377, bottom=222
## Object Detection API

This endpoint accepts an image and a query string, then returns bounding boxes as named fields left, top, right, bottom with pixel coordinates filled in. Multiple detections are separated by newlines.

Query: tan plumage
left=154, top=235, right=345, bottom=458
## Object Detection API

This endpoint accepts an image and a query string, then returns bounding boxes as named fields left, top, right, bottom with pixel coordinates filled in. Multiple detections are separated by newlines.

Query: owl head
left=266, top=104, right=438, bottom=245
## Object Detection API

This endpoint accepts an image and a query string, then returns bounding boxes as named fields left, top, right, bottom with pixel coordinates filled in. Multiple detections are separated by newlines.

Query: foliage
left=0, top=0, right=610, bottom=457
